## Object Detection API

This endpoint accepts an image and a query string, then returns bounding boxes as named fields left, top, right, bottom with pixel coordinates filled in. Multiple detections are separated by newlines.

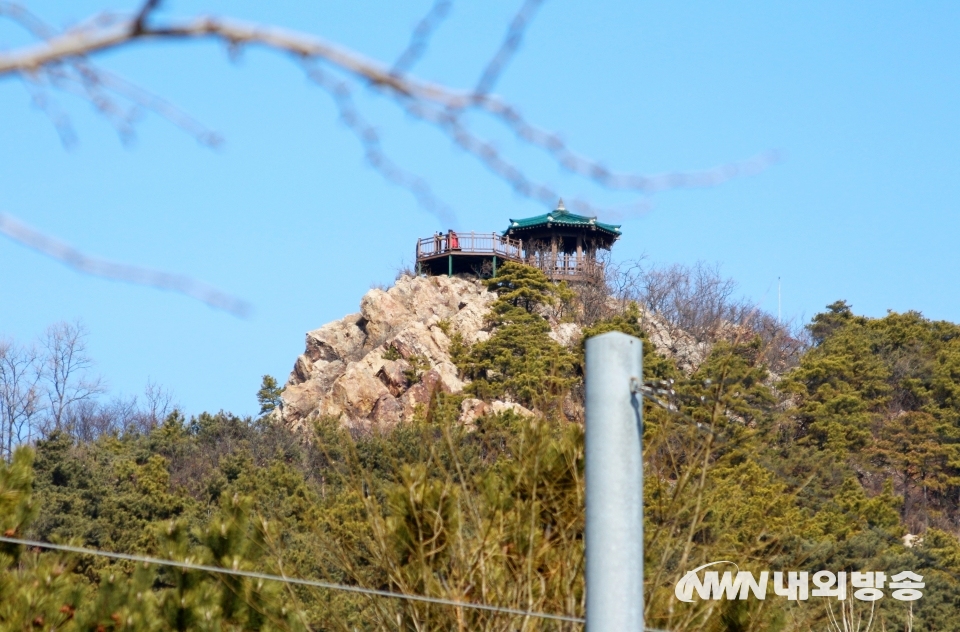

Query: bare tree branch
left=20, top=61, right=223, bottom=147
left=131, top=0, right=162, bottom=36
left=76, top=63, right=222, bottom=146
left=0, top=0, right=55, bottom=38
left=0, top=339, right=42, bottom=459
left=303, top=63, right=457, bottom=226
left=0, top=213, right=252, bottom=317
left=471, top=0, right=545, bottom=99
left=1, top=2, right=222, bottom=146
left=18, top=77, right=77, bottom=146
left=390, top=0, right=454, bottom=76
left=402, top=97, right=575, bottom=210
left=0, top=7, right=778, bottom=197
left=40, top=320, right=105, bottom=432
left=0, top=14, right=434, bottom=98
left=142, top=378, right=176, bottom=426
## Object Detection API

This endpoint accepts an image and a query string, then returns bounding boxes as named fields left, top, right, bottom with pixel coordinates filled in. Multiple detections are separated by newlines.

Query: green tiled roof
left=504, top=203, right=621, bottom=236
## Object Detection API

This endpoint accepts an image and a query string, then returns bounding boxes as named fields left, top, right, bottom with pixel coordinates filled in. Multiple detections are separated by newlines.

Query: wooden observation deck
left=415, top=201, right=619, bottom=283
left=416, top=232, right=524, bottom=277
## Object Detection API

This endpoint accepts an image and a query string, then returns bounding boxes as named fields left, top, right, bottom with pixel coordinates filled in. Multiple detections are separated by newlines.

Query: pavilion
left=415, top=200, right=620, bottom=283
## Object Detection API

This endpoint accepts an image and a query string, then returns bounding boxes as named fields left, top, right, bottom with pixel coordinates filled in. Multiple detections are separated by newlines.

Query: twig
left=131, top=0, right=161, bottom=35
left=1, top=3, right=221, bottom=146
left=471, top=0, right=545, bottom=100
left=303, top=63, right=457, bottom=226
left=18, top=77, right=77, bottom=146
left=0, top=213, right=251, bottom=318
left=391, top=0, right=454, bottom=76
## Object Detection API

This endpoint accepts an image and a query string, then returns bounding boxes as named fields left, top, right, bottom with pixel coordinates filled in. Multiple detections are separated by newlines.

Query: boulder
left=457, top=398, right=535, bottom=425
left=370, top=393, right=404, bottom=427
left=400, top=369, right=445, bottom=419
left=490, top=400, right=535, bottom=418
left=458, top=398, right=490, bottom=426
left=549, top=322, right=582, bottom=347
left=376, top=359, right=411, bottom=396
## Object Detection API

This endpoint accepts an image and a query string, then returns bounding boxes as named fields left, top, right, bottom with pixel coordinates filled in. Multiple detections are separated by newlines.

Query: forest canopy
left=2, top=269, right=960, bottom=631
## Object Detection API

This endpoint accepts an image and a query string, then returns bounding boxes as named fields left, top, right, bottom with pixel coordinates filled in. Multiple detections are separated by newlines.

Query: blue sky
left=2, top=1, right=960, bottom=416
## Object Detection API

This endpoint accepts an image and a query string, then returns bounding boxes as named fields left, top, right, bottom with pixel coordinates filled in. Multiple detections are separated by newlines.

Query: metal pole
left=585, top=331, right=643, bottom=631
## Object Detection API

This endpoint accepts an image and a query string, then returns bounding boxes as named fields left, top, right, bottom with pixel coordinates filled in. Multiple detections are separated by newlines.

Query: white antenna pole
left=778, top=277, right=781, bottom=324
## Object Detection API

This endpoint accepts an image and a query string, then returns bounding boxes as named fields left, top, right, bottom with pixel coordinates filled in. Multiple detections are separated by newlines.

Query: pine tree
left=257, top=375, right=284, bottom=415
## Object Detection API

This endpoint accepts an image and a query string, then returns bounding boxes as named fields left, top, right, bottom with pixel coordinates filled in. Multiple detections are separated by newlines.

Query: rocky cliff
left=280, top=274, right=711, bottom=431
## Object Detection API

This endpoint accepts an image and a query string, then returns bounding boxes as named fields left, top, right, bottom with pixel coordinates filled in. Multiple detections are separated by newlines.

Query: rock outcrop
left=281, top=274, right=714, bottom=432
left=637, top=307, right=709, bottom=375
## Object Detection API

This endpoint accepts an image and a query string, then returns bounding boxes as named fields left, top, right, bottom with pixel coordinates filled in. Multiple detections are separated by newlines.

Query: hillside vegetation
left=2, top=263, right=960, bottom=631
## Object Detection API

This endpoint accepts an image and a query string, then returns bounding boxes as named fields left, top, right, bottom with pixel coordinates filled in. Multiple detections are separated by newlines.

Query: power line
left=0, top=535, right=672, bottom=630
left=0, top=536, right=584, bottom=625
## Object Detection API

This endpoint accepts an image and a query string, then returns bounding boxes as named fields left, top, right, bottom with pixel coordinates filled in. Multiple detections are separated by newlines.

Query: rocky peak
left=280, top=274, right=714, bottom=432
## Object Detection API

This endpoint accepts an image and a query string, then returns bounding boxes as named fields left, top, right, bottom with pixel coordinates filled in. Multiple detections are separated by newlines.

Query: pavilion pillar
left=551, top=236, right=558, bottom=278
left=448, top=254, right=453, bottom=277
left=492, top=255, right=498, bottom=277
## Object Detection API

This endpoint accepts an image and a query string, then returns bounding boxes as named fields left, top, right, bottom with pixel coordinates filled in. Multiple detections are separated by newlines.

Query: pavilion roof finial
left=556, top=198, right=566, bottom=213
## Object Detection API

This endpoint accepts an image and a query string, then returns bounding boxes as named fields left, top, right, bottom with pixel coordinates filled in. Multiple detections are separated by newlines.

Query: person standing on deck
left=448, top=229, right=460, bottom=250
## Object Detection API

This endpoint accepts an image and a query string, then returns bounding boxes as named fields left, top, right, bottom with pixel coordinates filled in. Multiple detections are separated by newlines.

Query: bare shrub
left=604, top=252, right=646, bottom=314
left=604, top=258, right=807, bottom=372
left=394, top=257, right=417, bottom=280
left=57, top=381, right=179, bottom=442
left=640, top=261, right=746, bottom=340
left=569, top=250, right=619, bottom=325
left=142, top=379, right=177, bottom=427
left=60, top=397, right=131, bottom=442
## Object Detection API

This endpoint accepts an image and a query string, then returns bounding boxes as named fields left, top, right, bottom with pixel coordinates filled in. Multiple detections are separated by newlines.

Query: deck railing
left=416, top=232, right=524, bottom=260
left=415, top=233, right=605, bottom=282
